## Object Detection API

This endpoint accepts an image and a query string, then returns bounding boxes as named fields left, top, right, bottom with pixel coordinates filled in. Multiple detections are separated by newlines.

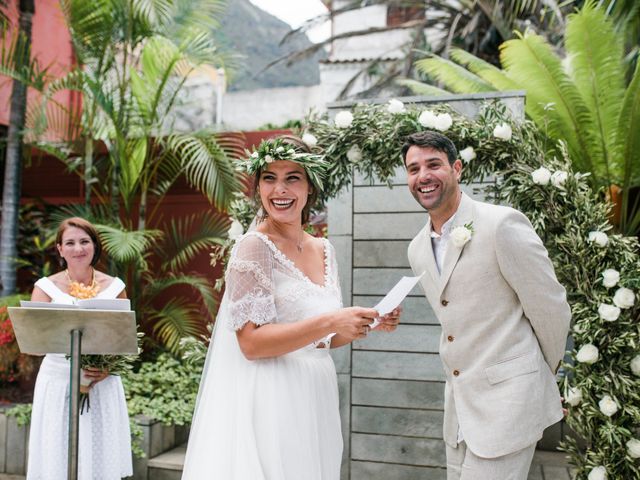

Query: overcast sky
left=249, top=0, right=330, bottom=42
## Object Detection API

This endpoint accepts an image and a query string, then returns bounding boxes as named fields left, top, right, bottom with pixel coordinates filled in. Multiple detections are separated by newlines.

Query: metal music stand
left=8, top=307, right=137, bottom=480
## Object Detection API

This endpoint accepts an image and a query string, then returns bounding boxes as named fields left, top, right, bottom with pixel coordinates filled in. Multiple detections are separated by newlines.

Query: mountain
left=217, top=0, right=326, bottom=91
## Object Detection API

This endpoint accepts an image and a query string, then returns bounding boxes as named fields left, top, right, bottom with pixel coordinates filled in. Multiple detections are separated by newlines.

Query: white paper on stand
left=370, top=272, right=424, bottom=329
left=20, top=298, right=131, bottom=311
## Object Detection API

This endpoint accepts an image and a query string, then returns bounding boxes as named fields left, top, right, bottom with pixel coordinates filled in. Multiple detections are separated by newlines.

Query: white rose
left=627, top=438, right=640, bottom=458
left=459, top=146, right=476, bottom=163
left=276, top=146, right=285, bottom=153
left=302, top=132, right=317, bottom=147
left=565, top=387, right=583, bottom=406
left=334, top=110, right=353, bottom=128
left=588, top=466, right=607, bottom=480
left=598, top=395, right=618, bottom=416
left=387, top=98, right=405, bottom=114
left=418, top=110, right=437, bottom=129
left=588, top=231, right=609, bottom=247
left=251, top=151, right=259, bottom=158
left=227, top=219, right=244, bottom=241
left=631, top=355, right=640, bottom=376
left=551, top=170, right=568, bottom=187
left=451, top=226, right=472, bottom=248
left=601, top=269, right=620, bottom=288
left=287, top=148, right=295, bottom=155
left=346, top=145, right=363, bottom=163
left=434, top=113, right=453, bottom=131
left=576, top=344, right=599, bottom=364
left=264, top=154, right=274, bottom=163
left=493, top=123, right=513, bottom=140
left=598, top=303, right=621, bottom=322
left=613, top=287, right=635, bottom=309
left=531, top=167, right=552, bottom=185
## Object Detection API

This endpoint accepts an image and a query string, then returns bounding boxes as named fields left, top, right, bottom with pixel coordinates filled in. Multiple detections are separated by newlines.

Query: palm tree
left=0, top=0, right=35, bottom=296
left=409, top=1, right=640, bottom=235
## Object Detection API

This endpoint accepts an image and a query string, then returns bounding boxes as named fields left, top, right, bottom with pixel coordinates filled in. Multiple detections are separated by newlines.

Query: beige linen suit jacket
left=408, top=193, right=571, bottom=459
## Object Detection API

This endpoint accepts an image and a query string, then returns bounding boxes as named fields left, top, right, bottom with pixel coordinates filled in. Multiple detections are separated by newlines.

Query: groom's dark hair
left=401, top=131, right=458, bottom=166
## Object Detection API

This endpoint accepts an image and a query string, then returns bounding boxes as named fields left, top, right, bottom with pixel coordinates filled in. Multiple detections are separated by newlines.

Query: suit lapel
left=420, top=216, right=440, bottom=287
left=438, top=193, right=474, bottom=296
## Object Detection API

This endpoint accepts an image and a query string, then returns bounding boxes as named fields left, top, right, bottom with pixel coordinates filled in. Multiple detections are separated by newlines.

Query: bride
left=182, top=137, right=400, bottom=479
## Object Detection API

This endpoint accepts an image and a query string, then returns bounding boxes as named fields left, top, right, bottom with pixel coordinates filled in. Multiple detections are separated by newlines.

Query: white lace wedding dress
left=26, top=277, right=133, bottom=480
left=182, top=231, right=344, bottom=480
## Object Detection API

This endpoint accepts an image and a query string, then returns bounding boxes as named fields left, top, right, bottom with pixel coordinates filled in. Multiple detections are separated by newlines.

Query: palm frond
left=448, top=48, right=519, bottom=91
left=565, top=0, right=626, bottom=182
left=396, top=78, right=451, bottom=96
left=500, top=31, right=601, bottom=179
left=143, top=273, right=218, bottom=314
left=160, top=211, right=230, bottom=272
left=95, top=224, right=163, bottom=264
left=414, top=55, right=497, bottom=94
left=166, top=131, right=241, bottom=208
left=618, top=61, right=640, bottom=195
left=147, top=297, right=204, bottom=354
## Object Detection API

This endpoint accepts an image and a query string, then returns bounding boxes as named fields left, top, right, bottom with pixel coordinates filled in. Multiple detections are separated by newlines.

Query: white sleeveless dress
left=26, top=277, right=133, bottom=480
left=182, top=232, right=344, bottom=480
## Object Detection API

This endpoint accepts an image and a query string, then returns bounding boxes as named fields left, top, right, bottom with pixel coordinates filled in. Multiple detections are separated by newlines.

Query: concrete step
left=147, top=443, right=186, bottom=480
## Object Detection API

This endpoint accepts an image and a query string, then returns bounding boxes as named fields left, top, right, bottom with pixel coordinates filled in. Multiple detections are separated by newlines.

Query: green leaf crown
left=238, top=138, right=327, bottom=191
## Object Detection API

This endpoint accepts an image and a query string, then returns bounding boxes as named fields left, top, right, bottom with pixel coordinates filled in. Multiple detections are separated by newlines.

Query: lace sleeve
left=327, top=240, right=343, bottom=308
left=224, top=234, right=278, bottom=331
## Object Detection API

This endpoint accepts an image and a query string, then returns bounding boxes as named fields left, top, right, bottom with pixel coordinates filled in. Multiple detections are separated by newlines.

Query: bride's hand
left=331, top=307, right=378, bottom=340
left=372, top=307, right=402, bottom=332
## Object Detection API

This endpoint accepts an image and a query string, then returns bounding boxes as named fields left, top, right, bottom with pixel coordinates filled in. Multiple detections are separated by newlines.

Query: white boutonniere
left=451, top=222, right=473, bottom=248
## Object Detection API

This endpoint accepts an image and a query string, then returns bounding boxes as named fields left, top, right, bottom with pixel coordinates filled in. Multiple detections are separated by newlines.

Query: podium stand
left=8, top=307, right=137, bottom=480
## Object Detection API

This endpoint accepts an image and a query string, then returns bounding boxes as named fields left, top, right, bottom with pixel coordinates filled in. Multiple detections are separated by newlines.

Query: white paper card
left=20, top=299, right=131, bottom=311
left=370, top=272, right=424, bottom=328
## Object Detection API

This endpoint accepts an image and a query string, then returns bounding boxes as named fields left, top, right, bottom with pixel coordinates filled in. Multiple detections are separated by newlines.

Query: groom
left=404, top=131, right=571, bottom=479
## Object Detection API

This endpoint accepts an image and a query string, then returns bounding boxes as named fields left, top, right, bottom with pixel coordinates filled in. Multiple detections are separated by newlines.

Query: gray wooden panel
left=353, top=240, right=410, bottom=268
left=351, top=433, right=446, bottom=467
left=353, top=268, right=416, bottom=296
left=354, top=165, right=406, bottom=186
left=354, top=185, right=423, bottom=213
left=5, top=417, right=26, bottom=474
left=353, top=351, right=445, bottom=381
left=353, top=324, right=440, bottom=353
left=352, top=378, right=444, bottom=410
left=353, top=295, right=438, bottom=325
left=352, top=406, right=443, bottom=438
left=328, top=189, right=353, bottom=236
left=354, top=213, right=426, bottom=240
left=351, top=460, right=447, bottom=480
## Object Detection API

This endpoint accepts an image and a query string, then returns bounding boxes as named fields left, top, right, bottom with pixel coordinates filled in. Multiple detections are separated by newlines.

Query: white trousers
left=446, top=441, right=536, bottom=480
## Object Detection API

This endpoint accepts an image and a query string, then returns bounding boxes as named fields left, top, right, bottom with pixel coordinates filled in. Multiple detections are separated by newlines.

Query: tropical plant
left=409, top=1, right=640, bottom=235
left=0, top=0, right=35, bottom=296
left=0, top=293, right=38, bottom=387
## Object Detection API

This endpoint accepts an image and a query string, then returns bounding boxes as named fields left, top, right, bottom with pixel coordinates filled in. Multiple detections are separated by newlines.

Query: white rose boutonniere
left=459, top=146, right=476, bottom=163
left=451, top=222, right=473, bottom=248
left=576, top=343, right=599, bottom=364
left=493, top=123, right=513, bottom=141
left=598, top=303, right=621, bottom=322
left=334, top=111, right=353, bottom=128
left=598, top=395, right=618, bottom=416
left=630, top=355, right=640, bottom=376
left=613, top=287, right=635, bottom=309
left=627, top=439, right=640, bottom=459
left=588, top=231, right=609, bottom=247
left=387, top=98, right=405, bottom=114
left=588, top=466, right=607, bottom=480
left=601, top=269, right=620, bottom=288
left=565, top=387, right=583, bottom=406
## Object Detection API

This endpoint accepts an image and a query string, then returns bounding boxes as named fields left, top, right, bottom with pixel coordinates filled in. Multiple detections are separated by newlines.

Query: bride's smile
left=258, top=160, right=310, bottom=223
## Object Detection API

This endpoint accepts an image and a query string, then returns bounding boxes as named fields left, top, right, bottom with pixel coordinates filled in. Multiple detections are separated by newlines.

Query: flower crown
left=238, top=138, right=327, bottom=191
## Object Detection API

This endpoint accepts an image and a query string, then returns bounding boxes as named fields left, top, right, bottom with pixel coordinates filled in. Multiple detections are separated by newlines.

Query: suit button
left=441, top=299, right=449, bottom=306
left=447, top=335, right=454, bottom=342
left=453, top=369, right=460, bottom=377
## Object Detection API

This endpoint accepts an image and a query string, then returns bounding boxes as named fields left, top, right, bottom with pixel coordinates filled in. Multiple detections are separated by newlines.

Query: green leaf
left=396, top=78, right=450, bottom=96
left=414, top=55, right=497, bottom=94
left=119, top=139, right=147, bottom=199
left=147, top=297, right=203, bottom=354
left=95, top=224, right=162, bottom=264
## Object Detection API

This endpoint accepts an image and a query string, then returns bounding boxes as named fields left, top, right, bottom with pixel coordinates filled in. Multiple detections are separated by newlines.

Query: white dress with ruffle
left=26, top=277, right=133, bottom=480
left=182, top=231, right=344, bottom=480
